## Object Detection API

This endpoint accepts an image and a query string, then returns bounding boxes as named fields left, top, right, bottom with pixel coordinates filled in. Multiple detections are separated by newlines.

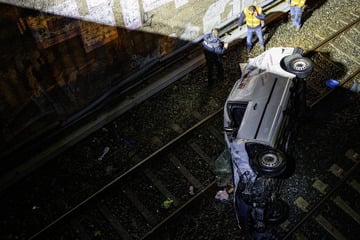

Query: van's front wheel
left=250, top=149, right=287, bottom=177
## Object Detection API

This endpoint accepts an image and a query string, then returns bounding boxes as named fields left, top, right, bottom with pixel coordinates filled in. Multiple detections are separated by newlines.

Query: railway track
left=7, top=110, right=224, bottom=240
left=278, top=150, right=360, bottom=240
left=0, top=0, right=286, bottom=185
left=28, top=18, right=360, bottom=239
left=266, top=15, right=360, bottom=240
left=0, top=1, right=359, bottom=240
left=304, top=16, right=360, bottom=107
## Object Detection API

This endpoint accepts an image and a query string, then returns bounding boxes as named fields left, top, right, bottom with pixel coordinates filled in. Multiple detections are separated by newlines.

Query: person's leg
left=204, top=51, right=215, bottom=87
left=207, top=59, right=215, bottom=87
left=295, top=7, right=303, bottom=30
left=246, top=27, right=254, bottom=52
left=255, top=27, right=265, bottom=49
left=216, top=60, right=224, bottom=82
left=290, top=6, right=297, bottom=27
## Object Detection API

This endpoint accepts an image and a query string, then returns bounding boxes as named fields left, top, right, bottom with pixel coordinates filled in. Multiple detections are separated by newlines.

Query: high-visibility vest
left=244, top=6, right=262, bottom=28
left=290, top=0, right=306, bottom=7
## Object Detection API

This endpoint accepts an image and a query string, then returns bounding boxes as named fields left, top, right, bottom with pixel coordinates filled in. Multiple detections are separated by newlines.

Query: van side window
left=228, top=103, right=248, bottom=129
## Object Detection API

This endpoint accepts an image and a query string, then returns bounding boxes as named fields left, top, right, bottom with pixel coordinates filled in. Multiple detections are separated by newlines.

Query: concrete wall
left=2, top=0, right=273, bottom=36
left=0, top=0, right=273, bottom=149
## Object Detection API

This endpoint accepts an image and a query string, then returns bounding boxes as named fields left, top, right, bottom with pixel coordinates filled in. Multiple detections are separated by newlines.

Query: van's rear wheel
left=285, top=56, right=313, bottom=79
left=250, top=149, right=286, bottom=177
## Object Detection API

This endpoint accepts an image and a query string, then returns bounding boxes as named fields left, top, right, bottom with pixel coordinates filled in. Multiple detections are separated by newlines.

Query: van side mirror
left=224, top=127, right=237, bottom=133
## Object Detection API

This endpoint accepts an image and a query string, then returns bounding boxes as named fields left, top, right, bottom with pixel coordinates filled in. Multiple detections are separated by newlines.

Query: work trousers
left=290, top=6, right=303, bottom=29
left=204, top=51, right=224, bottom=87
left=246, top=26, right=264, bottom=49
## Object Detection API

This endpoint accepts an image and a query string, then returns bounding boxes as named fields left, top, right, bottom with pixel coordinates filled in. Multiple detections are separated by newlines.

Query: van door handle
left=253, top=103, right=257, bottom=110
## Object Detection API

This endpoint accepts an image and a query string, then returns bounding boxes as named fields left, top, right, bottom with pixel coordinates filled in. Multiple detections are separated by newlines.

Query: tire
left=282, top=55, right=314, bottom=79
left=265, top=198, right=289, bottom=223
left=250, top=149, right=287, bottom=177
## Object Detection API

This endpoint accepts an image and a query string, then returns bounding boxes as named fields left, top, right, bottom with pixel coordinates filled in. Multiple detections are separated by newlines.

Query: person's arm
left=255, top=9, right=265, bottom=21
left=256, top=13, right=265, bottom=21
left=238, top=11, right=245, bottom=29
left=203, top=33, right=211, bottom=42
left=202, top=33, right=213, bottom=50
left=213, top=41, right=228, bottom=55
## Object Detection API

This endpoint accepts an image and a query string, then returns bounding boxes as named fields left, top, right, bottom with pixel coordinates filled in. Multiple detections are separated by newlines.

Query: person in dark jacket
left=202, top=28, right=228, bottom=88
left=238, top=5, right=265, bottom=52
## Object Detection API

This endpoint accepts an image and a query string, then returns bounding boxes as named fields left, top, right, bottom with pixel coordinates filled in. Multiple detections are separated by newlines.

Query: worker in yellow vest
left=289, top=0, right=306, bottom=30
left=238, top=5, right=265, bottom=53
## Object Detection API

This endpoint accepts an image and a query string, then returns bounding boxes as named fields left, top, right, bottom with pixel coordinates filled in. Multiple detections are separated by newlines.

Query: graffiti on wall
left=142, top=0, right=172, bottom=12
left=26, top=14, right=81, bottom=49
left=120, top=0, right=142, bottom=30
left=25, top=0, right=120, bottom=52
left=202, top=0, right=234, bottom=33
left=83, top=0, right=117, bottom=26
left=80, top=22, right=119, bottom=53
left=80, top=1, right=119, bottom=52
left=10, top=0, right=272, bottom=44
left=0, top=0, right=276, bottom=146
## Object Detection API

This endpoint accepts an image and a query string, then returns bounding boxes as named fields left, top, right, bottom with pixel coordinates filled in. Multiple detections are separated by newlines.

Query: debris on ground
left=161, top=198, right=174, bottom=209
left=215, top=190, right=229, bottom=201
left=98, top=146, right=110, bottom=160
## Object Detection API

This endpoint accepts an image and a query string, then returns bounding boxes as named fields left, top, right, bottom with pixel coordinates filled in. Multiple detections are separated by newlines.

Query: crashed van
left=223, top=47, right=313, bottom=238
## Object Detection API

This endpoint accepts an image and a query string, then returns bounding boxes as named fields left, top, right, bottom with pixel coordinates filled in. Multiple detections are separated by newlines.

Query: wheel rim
left=259, top=152, right=282, bottom=168
left=292, top=60, right=308, bottom=71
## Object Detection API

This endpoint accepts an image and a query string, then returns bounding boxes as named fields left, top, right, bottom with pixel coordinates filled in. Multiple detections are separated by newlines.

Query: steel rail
left=303, top=18, right=360, bottom=108
left=304, top=18, right=360, bottom=56
left=28, top=108, right=223, bottom=240
left=281, top=156, right=360, bottom=240
left=309, top=68, right=360, bottom=108
left=141, top=180, right=218, bottom=240
left=0, top=0, right=288, bottom=193
left=277, top=18, right=360, bottom=239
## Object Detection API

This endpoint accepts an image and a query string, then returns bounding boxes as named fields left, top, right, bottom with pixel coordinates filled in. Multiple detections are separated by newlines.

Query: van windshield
left=227, top=102, right=248, bottom=129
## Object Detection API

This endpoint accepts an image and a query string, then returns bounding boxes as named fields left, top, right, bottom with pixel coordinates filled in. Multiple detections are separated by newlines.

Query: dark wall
left=0, top=4, right=186, bottom=149
left=0, top=0, right=267, bottom=150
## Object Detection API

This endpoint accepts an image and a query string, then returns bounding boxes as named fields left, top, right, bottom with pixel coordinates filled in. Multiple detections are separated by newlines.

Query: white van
left=222, top=47, right=313, bottom=238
